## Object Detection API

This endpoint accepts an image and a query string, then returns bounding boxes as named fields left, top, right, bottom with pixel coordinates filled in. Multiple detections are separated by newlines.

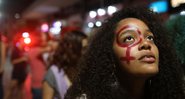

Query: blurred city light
left=88, top=22, right=94, bottom=28
left=107, top=6, right=117, bottom=15
left=89, top=11, right=97, bottom=18
left=49, top=21, right=62, bottom=35
left=49, top=27, right=61, bottom=35
left=95, top=21, right=102, bottom=27
left=14, top=13, right=20, bottom=19
left=53, top=21, right=62, bottom=27
left=22, top=32, right=29, bottom=38
left=41, top=23, right=49, bottom=32
left=24, top=38, right=31, bottom=44
left=149, top=1, right=168, bottom=13
left=180, top=11, right=185, bottom=15
left=97, top=8, right=106, bottom=16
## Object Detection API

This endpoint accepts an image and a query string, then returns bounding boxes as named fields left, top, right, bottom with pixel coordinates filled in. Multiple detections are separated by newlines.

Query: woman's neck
left=120, top=74, right=147, bottom=99
left=129, top=79, right=145, bottom=99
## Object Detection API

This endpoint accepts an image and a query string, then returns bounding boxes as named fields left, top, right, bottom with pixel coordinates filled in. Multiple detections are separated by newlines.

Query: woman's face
left=113, top=18, right=159, bottom=77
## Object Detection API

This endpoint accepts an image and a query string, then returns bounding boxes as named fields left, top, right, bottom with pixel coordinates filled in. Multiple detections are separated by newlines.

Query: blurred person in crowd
left=41, top=32, right=54, bottom=67
left=43, top=31, right=87, bottom=99
left=46, top=38, right=59, bottom=66
left=4, top=38, right=28, bottom=99
left=0, top=33, right=8, bottom=99
left=27, top=31, right=52, bottom=99
left=64, top=7, right=185, bottom=99
left=166, top=15, right=185, bottom=72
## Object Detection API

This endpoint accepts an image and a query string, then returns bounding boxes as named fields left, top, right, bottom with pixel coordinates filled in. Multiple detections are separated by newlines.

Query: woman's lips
left=138, top=55, right=156, bottom=63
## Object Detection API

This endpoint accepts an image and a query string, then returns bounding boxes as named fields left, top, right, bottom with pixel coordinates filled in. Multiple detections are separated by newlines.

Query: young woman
left=0, top=34, right=8, bottom=99
left=27, top=31, right=52, bottom=99
left=43, top=31, right=87, bottom=99
left=4, top=40, right=28, bottom=99
left=64, top=7, right=185, bottom=99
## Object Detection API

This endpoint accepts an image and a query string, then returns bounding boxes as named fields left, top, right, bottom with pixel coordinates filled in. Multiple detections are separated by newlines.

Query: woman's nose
left=138, top=40, right=151, bottom=50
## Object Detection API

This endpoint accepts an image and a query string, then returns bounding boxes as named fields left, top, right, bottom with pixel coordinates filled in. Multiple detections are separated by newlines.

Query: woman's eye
left=147, top=35, right=154, bottom=41
left=123, top=36, right=134, bottom=43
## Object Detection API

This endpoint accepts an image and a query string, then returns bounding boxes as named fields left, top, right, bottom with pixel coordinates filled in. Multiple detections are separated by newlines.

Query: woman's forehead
left=116, top=18, right=149, bottom=31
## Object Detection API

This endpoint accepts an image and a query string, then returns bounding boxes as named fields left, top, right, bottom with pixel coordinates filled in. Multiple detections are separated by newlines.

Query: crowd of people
left=1, top=6, right=185, bottom=99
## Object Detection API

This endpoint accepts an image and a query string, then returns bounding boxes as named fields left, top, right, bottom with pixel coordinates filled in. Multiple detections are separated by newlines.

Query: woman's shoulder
left=49, top=65, right=64, bottom=74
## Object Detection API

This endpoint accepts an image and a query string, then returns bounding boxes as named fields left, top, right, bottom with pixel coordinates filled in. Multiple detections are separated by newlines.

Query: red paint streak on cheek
left=116, top=25, right=142, bottom=64
left=120, top=47, right=135, bottom=64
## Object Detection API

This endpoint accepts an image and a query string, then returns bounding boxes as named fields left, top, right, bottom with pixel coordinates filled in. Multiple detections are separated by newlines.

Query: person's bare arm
left=38, top=45, right=52, bottom=54
left=11, top=56, right=27, bottom=65
left=0, top=42, right=6, bottom=73
left=43, top=81, right=54, bottom=99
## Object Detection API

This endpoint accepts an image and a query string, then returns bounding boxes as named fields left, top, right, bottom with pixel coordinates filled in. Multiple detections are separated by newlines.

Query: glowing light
left=16, top=42, right=20, bottom=47
left=24, top=38, right=31, bottom=44
left=22, top=32, right=29, bottom=38
left=89, top=11, right=97, bottom=18
left=49, top=27, right=61, bottom=35
left=107, top=6, right=117, bottom=15
left=150, top=7, right=158, bottom=12
left=180, top=11, right=185, bottom=15
left=41, top=23, right=49, bottom=32
left=14, top=13, right=20, bottom=19
left=149, top=1, right=168, bottom=13
left=88, top=22, right=94, bottom=28
left=53, top=21, right=62, bottom=27
left=97, top=8, right=106, bottom=16
left=95, top=21, right=102, bottom=27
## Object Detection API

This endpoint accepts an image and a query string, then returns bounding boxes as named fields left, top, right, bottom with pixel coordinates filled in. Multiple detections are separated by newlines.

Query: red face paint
left=115, top=25, right=142, bottom=64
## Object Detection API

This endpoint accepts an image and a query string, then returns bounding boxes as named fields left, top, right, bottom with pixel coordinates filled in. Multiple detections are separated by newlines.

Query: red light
left=24, top=37, right=31, bottom=44
left=24, top=46, right=30, bottom=52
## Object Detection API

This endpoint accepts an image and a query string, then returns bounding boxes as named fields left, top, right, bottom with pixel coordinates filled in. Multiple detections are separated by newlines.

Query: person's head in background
left=30, top=29, right=50, bottom=47
left=50, top=30, right=87, bottom=82
left=64, top=6, right=185, bottom=99
left=166, top=15, right=185, bottom=70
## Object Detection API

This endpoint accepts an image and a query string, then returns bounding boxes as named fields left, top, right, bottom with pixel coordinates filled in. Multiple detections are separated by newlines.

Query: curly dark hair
left=50, top=30, right=87, bottom=82
left=65, top=7, right=185, bottom=99
left=166, top=15, right=185, bottom=70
